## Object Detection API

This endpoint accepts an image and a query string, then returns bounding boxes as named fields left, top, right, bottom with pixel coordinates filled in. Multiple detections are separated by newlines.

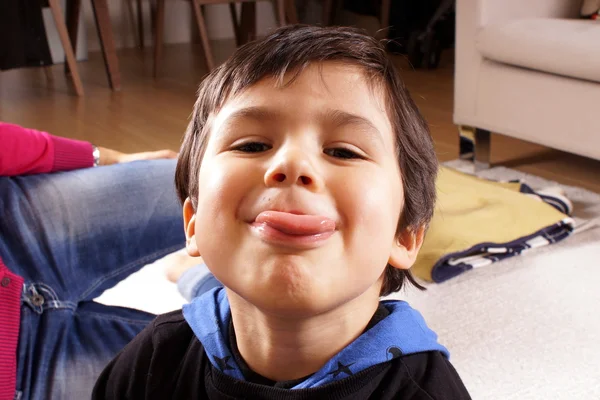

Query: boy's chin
left=226, top=283, right=331, bottom=318
left=227, top=279, right=373, bottom=320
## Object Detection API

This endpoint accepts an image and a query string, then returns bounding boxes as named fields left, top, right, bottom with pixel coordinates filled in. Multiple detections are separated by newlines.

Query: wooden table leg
left=90, top=0, right=122, bottom=90
left=65, top=0, right=81, bottom=75
left=239, top=2, right=256, bottom=44
left=48, top=0, right=84, bottom=96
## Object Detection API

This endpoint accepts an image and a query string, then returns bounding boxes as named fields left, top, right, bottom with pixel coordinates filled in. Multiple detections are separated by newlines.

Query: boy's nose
left=264, top=148, right=322, bottom=191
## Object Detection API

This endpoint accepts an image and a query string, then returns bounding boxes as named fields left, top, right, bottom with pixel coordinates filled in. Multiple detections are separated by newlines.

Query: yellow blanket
left=412, top=167, right=573, bottom=282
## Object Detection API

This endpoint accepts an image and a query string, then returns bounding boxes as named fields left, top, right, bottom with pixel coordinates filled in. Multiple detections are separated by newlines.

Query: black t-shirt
left=93, top=309, right=471, bottom=400
left=231, top=304, right=392, bottom=389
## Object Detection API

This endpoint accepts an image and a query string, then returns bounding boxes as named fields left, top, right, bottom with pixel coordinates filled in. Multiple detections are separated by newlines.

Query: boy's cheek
left=196, top=162, right=235, bottom=208
left=348, top=176, right=401, bottom=228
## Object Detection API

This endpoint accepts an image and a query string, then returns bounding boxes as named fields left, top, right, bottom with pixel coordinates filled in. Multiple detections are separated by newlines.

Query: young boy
left=93, top=25, right=471, bottom=399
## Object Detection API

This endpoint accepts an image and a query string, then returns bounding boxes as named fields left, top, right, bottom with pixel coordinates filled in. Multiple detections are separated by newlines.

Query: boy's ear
left=388, top=226, right=425, bottom=270
left=183, top=198, right=200, bottom=257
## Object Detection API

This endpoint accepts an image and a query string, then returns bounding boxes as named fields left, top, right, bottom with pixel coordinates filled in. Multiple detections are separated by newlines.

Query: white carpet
left=96, top=160, right=600, bottom=399
left=390, top=160, right=600, bottom=399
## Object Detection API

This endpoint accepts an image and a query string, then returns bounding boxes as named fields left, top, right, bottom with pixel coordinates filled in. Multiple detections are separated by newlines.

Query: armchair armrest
left=453, top=0, right=580, bottom=126
left=478, top=0, right=581, bottom=25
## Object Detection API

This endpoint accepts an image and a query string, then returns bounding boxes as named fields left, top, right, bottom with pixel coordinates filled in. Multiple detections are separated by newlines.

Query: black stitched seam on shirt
left=398, top=358, right=436, bottom=400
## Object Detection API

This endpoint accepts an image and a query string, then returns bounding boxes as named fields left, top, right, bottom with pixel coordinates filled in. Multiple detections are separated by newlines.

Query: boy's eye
left=324, top=147, right=363, bottom=160
left=232, top=142, right=271, bottom=153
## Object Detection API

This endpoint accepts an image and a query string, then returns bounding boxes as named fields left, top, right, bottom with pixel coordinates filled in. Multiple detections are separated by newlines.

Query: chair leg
left=324, top=0, right=343, bottom=26
left=48, top=0, right=84, bottom=96
left=191, top=1, right=215, bottom=71
left=285, top=0, right=298, bottom=24
left=274, top=0, right=286, bottom=27
left=43, top=66, right=54, bottom=83
left=124, top=0, right=140, bottom=48
left=229, top=3, right=242, bottom=47
left=322, top=0, right=333, bottom=25
left=136, top=0, right=145, bottom=48
left=378, top=0, right=391, bottom=39
left=64, top=0, right=81, bottom=75
left=459, top=126, right=491, bottom=169
left=239, top=2, right=256, bottom=44
left=90, top=0, right=122, bottom=90
left=153, top=0, right=165, bottom=77
left=150, top=0, right=157, bottom=31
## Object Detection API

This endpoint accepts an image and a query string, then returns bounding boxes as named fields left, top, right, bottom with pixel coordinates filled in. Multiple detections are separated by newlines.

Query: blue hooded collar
left=183, top=287, right=449, bottom=389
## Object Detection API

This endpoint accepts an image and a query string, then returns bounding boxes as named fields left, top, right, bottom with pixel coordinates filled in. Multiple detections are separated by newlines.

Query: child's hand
left=98, top=147, right=178, bottom=165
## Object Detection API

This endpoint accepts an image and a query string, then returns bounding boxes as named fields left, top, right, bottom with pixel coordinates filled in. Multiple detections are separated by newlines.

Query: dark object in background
left=342, top=0, right=378, bottom=16
left=0, top=0, right=53, bottom=70
left=344, top=0, right=455, bottom=69
left=403, top=0, right=455, bottom=69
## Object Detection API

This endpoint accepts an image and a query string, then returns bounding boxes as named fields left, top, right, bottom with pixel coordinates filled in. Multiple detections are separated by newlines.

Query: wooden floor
left=1, top=43, right=599, bottom=193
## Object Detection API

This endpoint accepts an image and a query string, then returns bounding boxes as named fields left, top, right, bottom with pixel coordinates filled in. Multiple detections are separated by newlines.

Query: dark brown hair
left=175, top=25, right=438, bottom=296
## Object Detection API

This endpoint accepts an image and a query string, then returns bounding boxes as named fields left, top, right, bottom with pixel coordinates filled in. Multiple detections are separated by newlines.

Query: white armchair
left=454, top=0, right=600, bottom=166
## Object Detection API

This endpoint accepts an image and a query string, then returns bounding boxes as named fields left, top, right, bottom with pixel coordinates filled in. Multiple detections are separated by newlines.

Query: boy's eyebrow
left=216, top=106, right=279, bottom=135
left=225, top=106, right=280, bottom=123
left=322, top=109, right=383, bottom=143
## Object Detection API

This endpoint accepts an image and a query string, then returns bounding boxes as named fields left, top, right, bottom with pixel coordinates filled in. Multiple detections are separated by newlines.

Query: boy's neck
left=226, top=287, right=381, bottom=382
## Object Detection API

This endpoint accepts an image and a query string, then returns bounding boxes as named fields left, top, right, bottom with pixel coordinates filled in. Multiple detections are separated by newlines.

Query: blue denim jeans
left=0, top=160, right=185, bottom=400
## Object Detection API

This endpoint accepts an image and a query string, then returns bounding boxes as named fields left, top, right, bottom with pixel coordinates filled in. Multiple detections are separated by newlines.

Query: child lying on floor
left=93, top=25, right=471, bottom=399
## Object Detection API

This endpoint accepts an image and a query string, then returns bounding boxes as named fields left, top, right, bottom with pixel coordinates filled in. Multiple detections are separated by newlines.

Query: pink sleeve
left=0, top=122, right=94, bottom=176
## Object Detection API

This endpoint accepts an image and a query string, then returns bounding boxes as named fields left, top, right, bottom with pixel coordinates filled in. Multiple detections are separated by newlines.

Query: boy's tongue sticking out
left=251, top=211, right=337, bottom=249
left=254, top=211, right=336, bottom=236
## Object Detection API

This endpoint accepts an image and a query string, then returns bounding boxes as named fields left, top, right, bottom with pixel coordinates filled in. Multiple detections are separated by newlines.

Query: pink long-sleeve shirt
left=0, top=122, right=94, bottom=400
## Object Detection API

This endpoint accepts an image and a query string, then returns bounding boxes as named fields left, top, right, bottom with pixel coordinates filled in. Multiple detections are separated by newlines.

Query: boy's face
left=185, top=62, right=419, bottom=316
